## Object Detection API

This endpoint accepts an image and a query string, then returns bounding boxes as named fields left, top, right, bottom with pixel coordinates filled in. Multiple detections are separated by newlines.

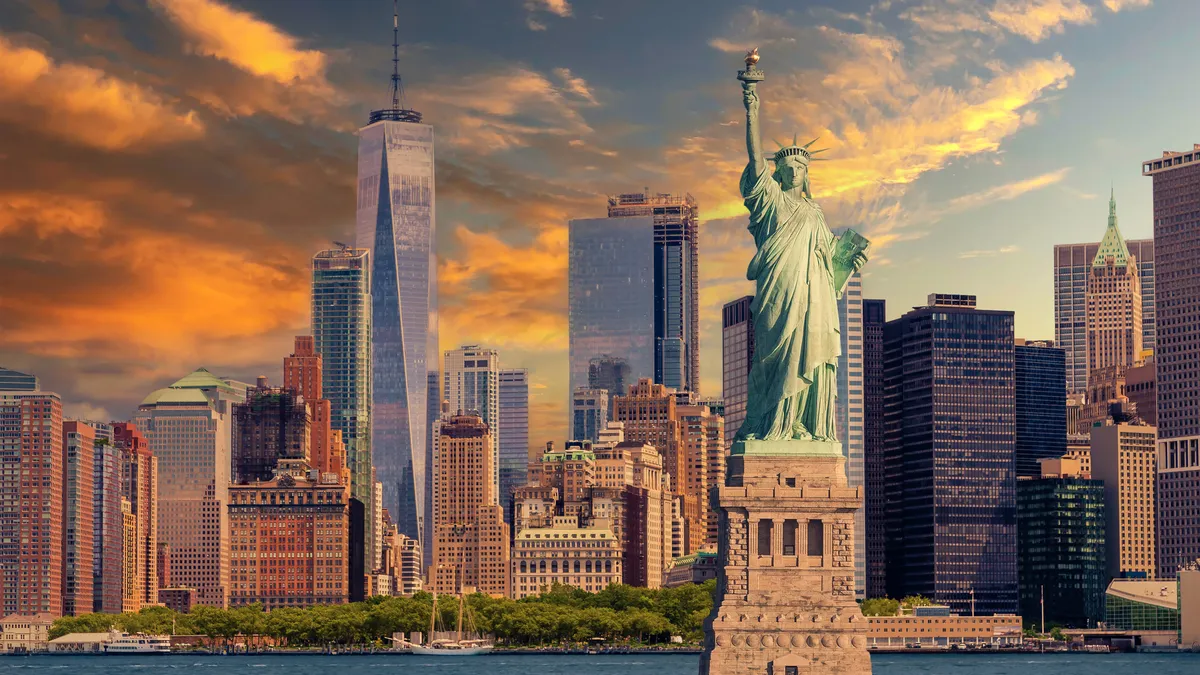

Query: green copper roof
left=1093, top=188, right=1131, bottom=268
left=169, top=368, right=233, bottom=390
left=140, top=387, right=211, bottom=406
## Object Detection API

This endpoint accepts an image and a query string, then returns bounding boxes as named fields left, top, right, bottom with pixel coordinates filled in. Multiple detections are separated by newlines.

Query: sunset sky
left=1, top=0, right=1195, bottom=445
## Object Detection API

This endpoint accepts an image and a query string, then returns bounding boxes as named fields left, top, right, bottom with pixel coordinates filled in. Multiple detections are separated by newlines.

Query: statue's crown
left=771, top=136, right=827, bottom=164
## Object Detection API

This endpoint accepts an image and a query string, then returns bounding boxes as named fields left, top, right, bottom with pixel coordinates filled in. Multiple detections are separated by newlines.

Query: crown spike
left=793, top=133, right=798, bottom=145
left=809, top=148, right=829, bottom=155
left=803, top=136, right=821, bottom=149
left=773, top=138, right=786, bottom=150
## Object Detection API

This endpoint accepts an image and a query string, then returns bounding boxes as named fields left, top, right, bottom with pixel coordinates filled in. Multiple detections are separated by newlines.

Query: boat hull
left=410, top=645, right=492, bottom=656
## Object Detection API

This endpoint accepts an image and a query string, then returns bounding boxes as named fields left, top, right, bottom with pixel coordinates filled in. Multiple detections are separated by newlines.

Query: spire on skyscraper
left=369, top=0, right=422, bottom=124
left=1094, top=186, right=1130, bottom=268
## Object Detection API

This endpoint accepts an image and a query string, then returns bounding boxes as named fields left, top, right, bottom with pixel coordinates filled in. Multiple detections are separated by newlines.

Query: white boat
left=103, top=630, right=171, bottom=654
left=406, top=570, right=493, bottom=656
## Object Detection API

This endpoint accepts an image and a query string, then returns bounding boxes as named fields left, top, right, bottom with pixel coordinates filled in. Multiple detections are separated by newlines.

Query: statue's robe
left=735, top=162, right=843, bottom=442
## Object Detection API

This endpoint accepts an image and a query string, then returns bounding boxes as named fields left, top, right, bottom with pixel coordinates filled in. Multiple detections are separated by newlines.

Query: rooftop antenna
left=369, top=0, right=422, bottom=124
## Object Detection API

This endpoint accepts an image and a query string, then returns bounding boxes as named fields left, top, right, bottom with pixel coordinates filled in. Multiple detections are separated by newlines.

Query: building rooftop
left=139, top=387, right=211, bottom=407
left=516, top=525, right=614, bottom=541
left=1093, top=190, right=1131, bottom=268
left=1105, top=579, right=1178, bottom=611
left=49, top=632, right=113, bottom=644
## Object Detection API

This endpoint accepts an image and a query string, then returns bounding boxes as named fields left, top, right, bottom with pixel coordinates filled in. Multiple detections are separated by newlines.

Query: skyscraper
left=91, top=423, right=123, bottom=614
left=571, top=387, right=609, bottom=443
left=498, top=369, right=529, bottom=527
left=231, top=378, right=311, bottom=484
left=884, top=294, right=1018, bottom=615
left=862, top=298, right=886, bottom=600
left=721, top=296, right=754, bottom=448
left=1091, top=420, right=1157, bottom=579
left=285, top=336, right=345, bottom=477
left=443, top=345, right=500, bottom=496
left=568, top=217, right=654, bottom=411
left=135, top=368, right=247, bottom=607
left=1143, top=147, right=1200, bottom=578
left=606, top=192, right=700, bottom=393
left=588, top=355, right=630, bottom=422
left=1086, top=191, right=1142, bottom=377
left=61, top=421, right=95, bottom=617
left=837, top=270, right=865, bottom=599
left=114, top=423, right=157, bottom=612
left=1014, top=340, right=1068, bottom=478
left=430, top=414, right=509, bottom=596
left=356, top=37, right=437, bottom=551
left=1054, top=237, right=1154, bottom=394
left=0, top=367, right=37, bottom=391
left=0, top=384, right=62, bottom=617
left=1016, top=458, right=1106, bottom=627
left=312, top=247, right=373, bottom=554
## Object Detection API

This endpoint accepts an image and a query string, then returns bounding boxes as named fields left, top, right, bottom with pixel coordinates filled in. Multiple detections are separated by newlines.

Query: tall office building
left=1054, top=236, right=1154, bottom=394
left=837, top=270, right=866, bottom=599
left=231, top=378, right=311, bottom=484
left=498, top=369, right=529, bottom=527
left=1143, top=147, right=1200, bottom=578
left=883, top=294, right=1018, bottom=615
left=114, top=423, right=157, bottom=612
left=588, top=356, right=629, bottom=422
left=1014, top=340, right=1068, bottom=478
left=676, top=401, right=725, bottom=547
left=1016, top=457, right=1106, bottom=627
left=607, top=192, right=700, bottom=393
left=0, top=384, right=62, bottom=617
left=568, top=217, right=654, bottom=411
left=135, top=368, right=248, bottom=607
left=61, top=422, right=95, bottom=617
left=312, top=247, right=374, bottom=557
left=1091, top=420, right=1157, bottom=579
left=356, top=52, right=437, bottom=551
left=444, top=346, right=500, bottom=495
left=91, top=424, right=123, bottom=614
left=721, top=296, right=754, bottom=448
left=430, top=414, right=509, bottom=596
left=1086, top=191, right=1142, bottom=377
left=571, top=387, right=609, bottom=443
left=285, top=336, right=345, bottom=477
left=862, top=298, right=886, bottom=599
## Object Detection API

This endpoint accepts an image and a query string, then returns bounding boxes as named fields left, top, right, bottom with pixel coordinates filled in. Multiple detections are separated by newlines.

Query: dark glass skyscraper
left=607, top=192, right=700, bottom=393
left=356, top=96, right=436, bottom=549
left=1014, top=340, right=1067, bottom=479
left=883, top=293, right=1018, bottom=615
left=721, top=296, right=754, bottom=449
left=862, top=298, right=886, bottom=599
left=1017, top=471, right=1106, bottom=627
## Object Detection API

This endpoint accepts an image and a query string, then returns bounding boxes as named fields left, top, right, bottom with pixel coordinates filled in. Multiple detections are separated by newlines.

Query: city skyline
left=1, top=0, right=1197, bottom=448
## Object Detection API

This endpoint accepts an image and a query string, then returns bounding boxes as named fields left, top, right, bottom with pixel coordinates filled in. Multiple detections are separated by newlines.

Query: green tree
left=860, top=598, right=900, bottom=617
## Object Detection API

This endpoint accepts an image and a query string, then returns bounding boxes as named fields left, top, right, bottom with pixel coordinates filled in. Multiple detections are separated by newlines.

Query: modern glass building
left=568, top=216, right=654, bottom=418
left=0, top=367, right=37, bottom=391
left=863, top=298, right=887, bottom=600
left=571, top=387, right=608, bottom=443
left=721, top=295, right=754, bottom=449
left=444, top=346, right=500, bottom=495
left=606, top=192, right=700, bottom=393
left=1017, top=475, right=1106, bottom=627
left=1014, top=340, right=1067, bottom=479
left=1104, top=579, right=1179, bottom=630
left=1053, top=237, right=1154, bottom=394
left=837, top=269, right=866, bottom=599
left=356, top=106, right=437, bottom=550
left=1143, top=148, right=1200, bottom=579
left=883, top=294, right=1019, bottom=615
left=312, top=247, right=373, bottom=548
left=498, top=368, right=529, bottom=528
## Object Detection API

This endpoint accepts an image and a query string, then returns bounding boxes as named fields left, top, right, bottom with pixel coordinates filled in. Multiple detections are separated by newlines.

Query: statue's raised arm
left=740, top=48, right=766, bottom=177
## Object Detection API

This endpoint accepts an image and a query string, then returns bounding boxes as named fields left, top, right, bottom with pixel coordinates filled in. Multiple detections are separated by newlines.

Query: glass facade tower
left=498, top=369, right=529, bottom=527
left=883, top=294, right=1019, bottom=615
left=568, top=216, right=654, bottom=418
left=1014, top=341, right=1068, bottom=479
left=721, top=296, right=754, bottom=449
left=863, top=298, right=887, bottom=600
left=356, top=116, right=437, bottom=550
left=837, top=270, right=865, bottom=599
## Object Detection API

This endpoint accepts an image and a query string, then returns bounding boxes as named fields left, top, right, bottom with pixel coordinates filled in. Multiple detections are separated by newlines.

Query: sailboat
left=410, top=571, right=494, bottom=656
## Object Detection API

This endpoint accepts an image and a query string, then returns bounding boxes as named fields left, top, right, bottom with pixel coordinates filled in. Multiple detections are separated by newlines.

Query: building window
left=783, top=520, right=798, bottom=556
left=807, top=520, right=824, bottom=557
left=757, top=519, right=773, bottom=556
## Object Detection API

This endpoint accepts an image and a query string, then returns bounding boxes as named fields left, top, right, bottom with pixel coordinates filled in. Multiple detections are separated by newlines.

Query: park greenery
left=50, top=581, right=717, bottom=648
left=858, top=595, right=933, bottom=617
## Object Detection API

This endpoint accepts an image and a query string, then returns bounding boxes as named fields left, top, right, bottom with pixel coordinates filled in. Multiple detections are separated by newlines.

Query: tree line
left=50, top=581, right=717, bottom=648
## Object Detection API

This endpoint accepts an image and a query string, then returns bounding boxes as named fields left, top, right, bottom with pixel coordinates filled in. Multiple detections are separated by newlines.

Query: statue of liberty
left=734, top=49, right=869, bottom=447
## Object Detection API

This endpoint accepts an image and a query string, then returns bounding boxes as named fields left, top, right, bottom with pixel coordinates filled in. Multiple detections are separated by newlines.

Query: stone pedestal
left=699, top=443, right=871, bottom=675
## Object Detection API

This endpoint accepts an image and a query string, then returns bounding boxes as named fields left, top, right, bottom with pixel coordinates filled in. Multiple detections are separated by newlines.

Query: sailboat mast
left=429, top=590, right=437, bottom=644
left=456, top=568, right=464, bottom=641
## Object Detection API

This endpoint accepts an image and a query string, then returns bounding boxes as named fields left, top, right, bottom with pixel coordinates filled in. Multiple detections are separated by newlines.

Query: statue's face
left=775, top=156, right=808, bottom=192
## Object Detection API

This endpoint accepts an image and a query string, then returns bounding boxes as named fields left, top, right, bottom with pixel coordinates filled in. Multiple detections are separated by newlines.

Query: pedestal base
left=731, top=439, right=843, bottom=457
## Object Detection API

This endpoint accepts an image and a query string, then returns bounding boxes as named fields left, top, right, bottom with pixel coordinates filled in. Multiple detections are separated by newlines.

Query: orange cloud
left=0, top=34, right=203, bottom=151
left=148, top=0, right=328, bottom=87
left=988, top=0, right=1093, bottom=42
